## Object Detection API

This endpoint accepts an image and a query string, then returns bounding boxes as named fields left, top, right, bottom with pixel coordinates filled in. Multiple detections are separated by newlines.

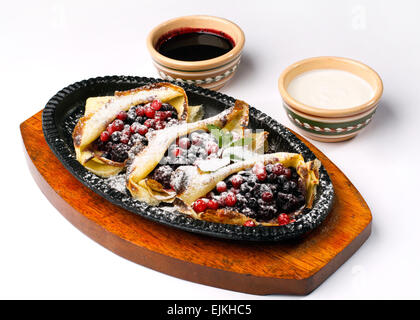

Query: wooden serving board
left=20, top=111, right=372, bottom=295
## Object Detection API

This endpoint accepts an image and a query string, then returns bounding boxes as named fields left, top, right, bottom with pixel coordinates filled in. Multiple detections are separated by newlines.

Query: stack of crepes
left=73, top=83, right=320, bottom=226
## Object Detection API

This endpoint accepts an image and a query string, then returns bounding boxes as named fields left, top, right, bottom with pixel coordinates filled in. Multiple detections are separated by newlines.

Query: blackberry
left=247, top=175, right=257, bottom=187
left=248, top=197, right=258, bottom=209
left=240, top=183, right=251, bottom=194
left=160, top=103, right=176, bottom=112
left=242, top=207, right=257, bottom=219
left=126, top=108, right=137, bottom=124
left=282, top=181, right=291, bottom=193
left=151, top=165, right=174, bottom=189
left=238, top=170, right=252, bottom=177
left=267, top=173, right=277, bottom=183
left=111, top=131, right=121, bottom=143
left=257, top=205, right=277, bottom=221
left=276, top=174, right=287, bottom=185
left=136, top=116, right=147, bottom=124
left=235, top=194, right=248, bottom=208
left=130, top=133, right=147, bottom=146
left=110, top=143, right=130, bottom=162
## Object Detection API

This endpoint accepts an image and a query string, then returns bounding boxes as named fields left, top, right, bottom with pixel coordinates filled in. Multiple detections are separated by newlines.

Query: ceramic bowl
left=278, top=56, right=383, bottom=142
left=147, top=15, right=245, bottom=91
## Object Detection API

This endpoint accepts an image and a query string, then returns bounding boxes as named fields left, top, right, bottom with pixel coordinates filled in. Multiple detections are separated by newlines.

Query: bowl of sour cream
left=278, top=56, right=383, bottom=142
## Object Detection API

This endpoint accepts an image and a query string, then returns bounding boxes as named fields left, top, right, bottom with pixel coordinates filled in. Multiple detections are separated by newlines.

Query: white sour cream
left=287, top=69, right=374, bottom=109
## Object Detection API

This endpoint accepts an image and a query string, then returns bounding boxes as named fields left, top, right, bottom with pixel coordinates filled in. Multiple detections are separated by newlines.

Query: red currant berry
left=145, top=106, right=156, bottom=118
left=224, top=192, right=237, bottom=207
left=130, top=122, right=140, bottom=133
left=193, top=199, right=207, bottom=213
left=112, top=119, right=124, bottom=131
left=262, top=191, right=273, bottom=202
left=116, top=111, right=127, bottom=121
left=135, top=106, right=145, bottom=117
left=100, top=131, right=110, bottom=142
left=255, top=169, right=267, bottom=181
left=106, top=123, right=115, bottom=134
left=278, top=213, right=290, bottom=226
left=272, top=163, right=285, bottom=176
left=164, top=111, right=173, bottom=119
left=137, top=124, right=148, bottom=135
left=144, top=119, right=155, bottom=128
left=121, top=128, right=131, bottom=138
left=154, top=111, right=165, bottom=120
left=207, top=199, right=219, bottom=210
left=216, top=181, right=227, bottom=193
left=230, top=175, right=243, bottom=189
left=177, top=137, right=191, bottom=149
left=244, top=220, right=256, bottom=227
left=120, top=134, right=130, bottom=144
left=151, top=99, right=162, bottom=111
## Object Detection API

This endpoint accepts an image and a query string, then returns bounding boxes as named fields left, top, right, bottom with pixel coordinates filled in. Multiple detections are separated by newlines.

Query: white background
left=2, top=0, right=420, bottom=299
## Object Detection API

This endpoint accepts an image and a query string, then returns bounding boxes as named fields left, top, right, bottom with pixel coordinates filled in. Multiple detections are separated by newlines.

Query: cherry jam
left=156, top=28, right=235, bottom=61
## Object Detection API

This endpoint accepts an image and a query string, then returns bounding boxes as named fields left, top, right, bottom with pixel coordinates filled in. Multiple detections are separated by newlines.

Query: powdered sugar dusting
left=105, top=174, right=128, bottom=194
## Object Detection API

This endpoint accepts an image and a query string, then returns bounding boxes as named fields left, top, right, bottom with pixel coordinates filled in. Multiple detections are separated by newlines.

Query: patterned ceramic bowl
left=278, top=56, right=383, bottom=142
left=147, top=15, right=245, bottom=91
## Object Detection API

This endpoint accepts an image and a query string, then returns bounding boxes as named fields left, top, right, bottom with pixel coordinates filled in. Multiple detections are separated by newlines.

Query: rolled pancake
left=72, top=82, right=189, bottom=177
left=172, top=152, right=320, bottom=225
left=126, top=100, right=250, bottom=205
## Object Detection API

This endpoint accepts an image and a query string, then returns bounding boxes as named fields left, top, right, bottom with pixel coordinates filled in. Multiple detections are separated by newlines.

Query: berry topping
left=206, top=161, right=305, bottom=222
left=145, top=106, right=156, bottom=118
left=256, top=169, right=267, bottom=182
left=151, top=165, right=174, bottom=189
left=230, top=175, right=243, bottom=189
left=112, top=119, right=125, bottom=132
left=164, top=110, right=173, bottom=119
left=262, top=191, right=274, bottom=203
left=216, top=181, right=227, bottom=193
left=207, top=199, right=219, bottom=210
left=284, top=168, right=292, bottom=179
left=193, top=199, right=208, bottom=213
left=252, top=162, right=265, bottom=174
left=111, top=131, right=121, bottom=142
left=144, top=119, right=155, bottom=128
left=224, top=192, right=237, bottom=207
left=277, top=213, right=290, bottom=226
left=154, top=111, right=166, bottom=121
left=272, top=163, right=285, bottom=176
left=244, top=220, right=256, bottom=227
left=135, top=106, right=145, bottom=117
left=116, top=111, right=128, bottom=121
left=137, top=124, right=148, bottom=135
left=120, top=134, right=130, bottom=144
left=151, top=99, right=162, bottom=111
left=106, top=123, right=115, bottom=134
left=94, top=101, right=180, bottom=165
left=100, top=131, right=110, bottom=142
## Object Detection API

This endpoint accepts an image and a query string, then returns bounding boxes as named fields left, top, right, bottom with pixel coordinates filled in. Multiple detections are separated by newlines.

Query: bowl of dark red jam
left=147, top=15, right=245, bottom=90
